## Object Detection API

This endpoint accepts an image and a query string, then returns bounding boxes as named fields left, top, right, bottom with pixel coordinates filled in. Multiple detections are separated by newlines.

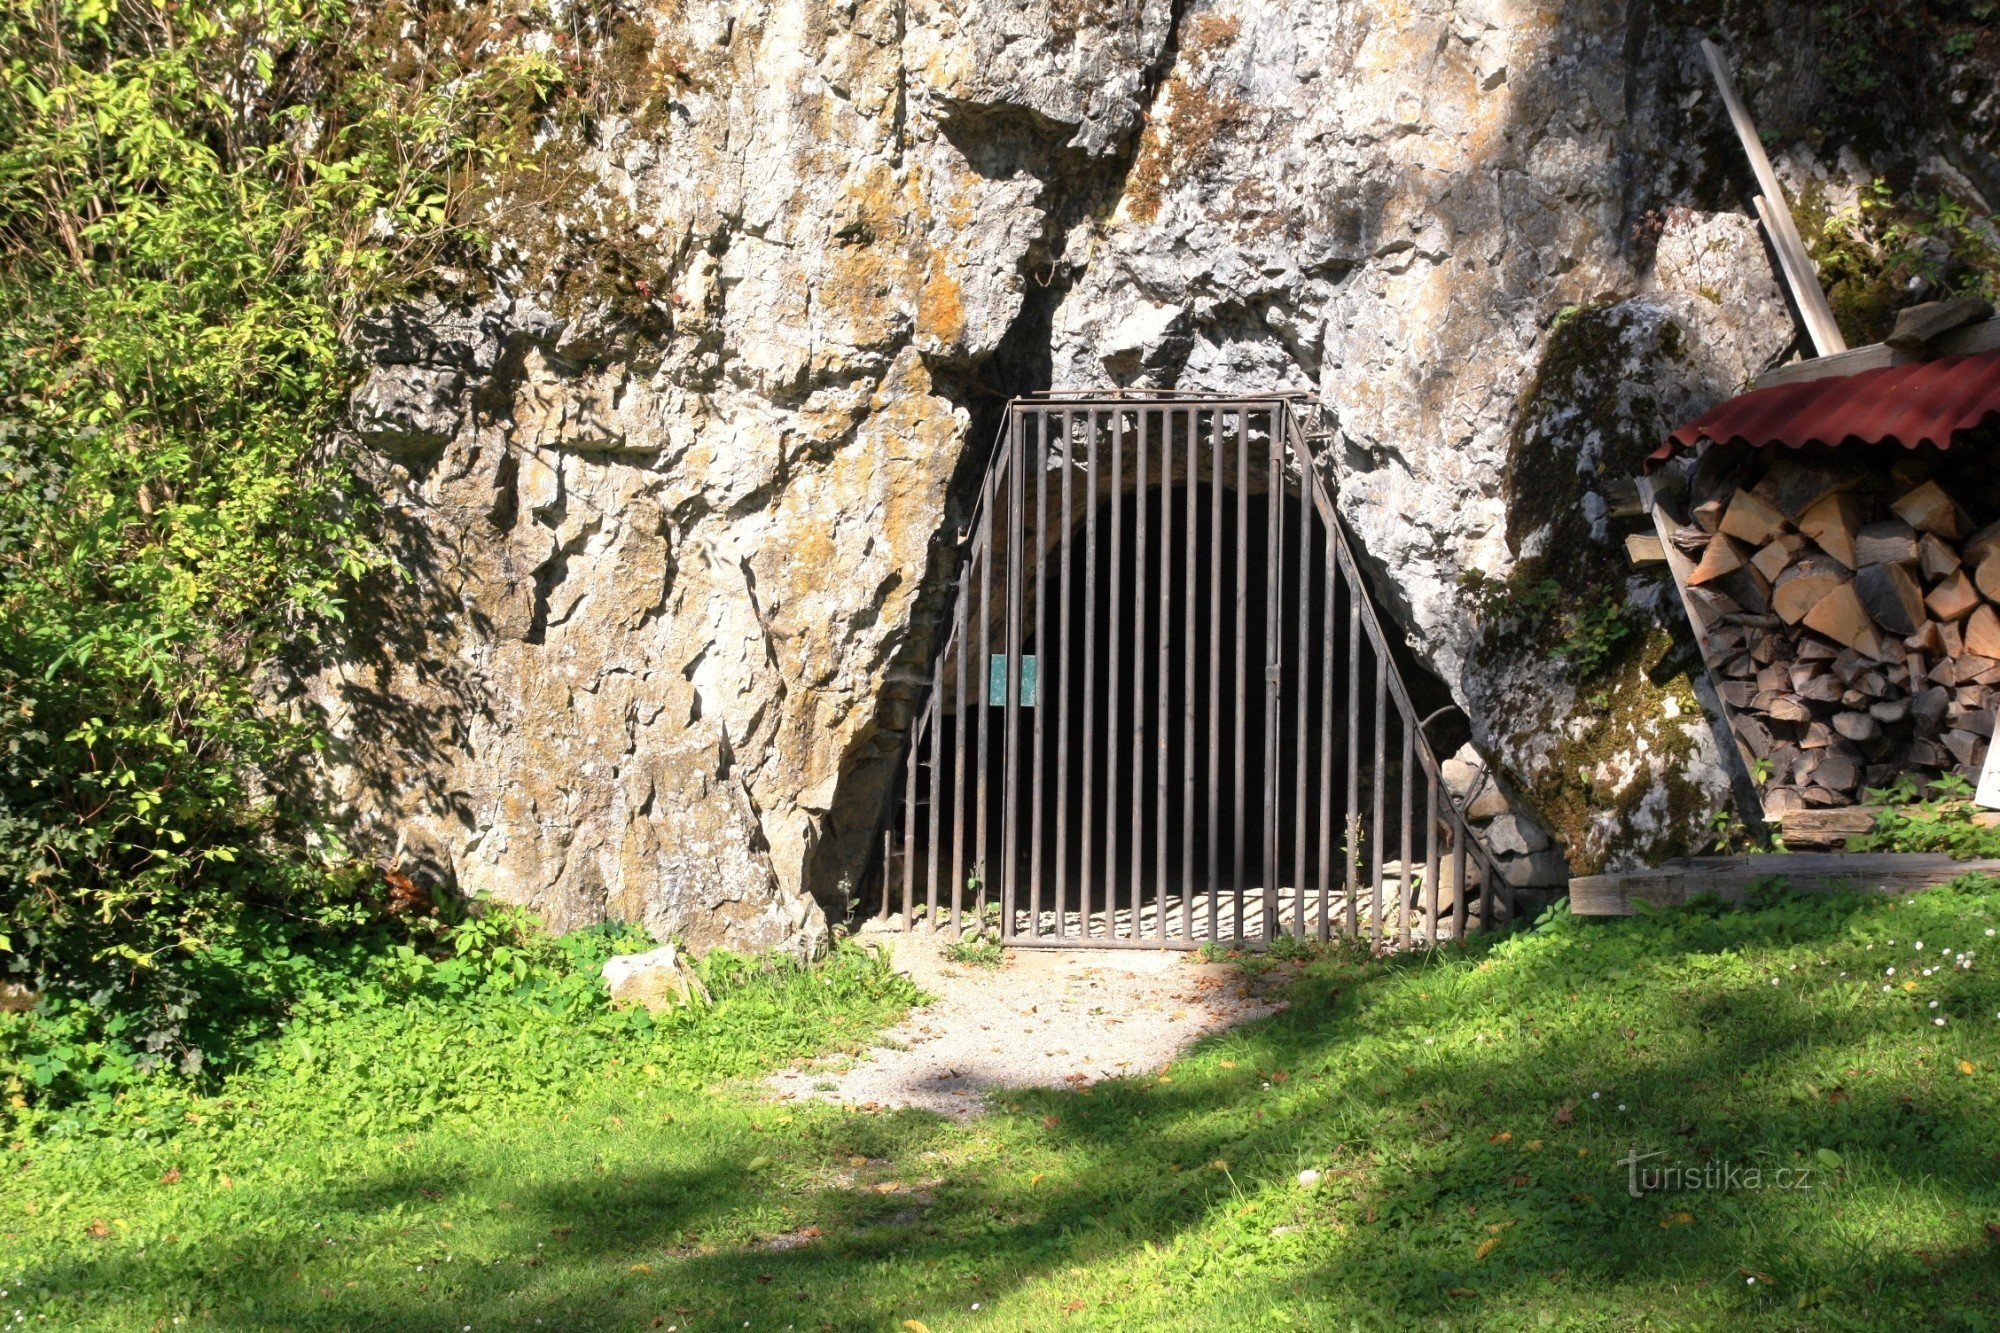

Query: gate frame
left=877, top=392, right=1507, bottom=948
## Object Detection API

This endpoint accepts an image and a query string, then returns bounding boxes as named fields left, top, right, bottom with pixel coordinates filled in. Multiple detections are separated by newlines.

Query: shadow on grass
left=25, top=894, right=2000, bottom=1330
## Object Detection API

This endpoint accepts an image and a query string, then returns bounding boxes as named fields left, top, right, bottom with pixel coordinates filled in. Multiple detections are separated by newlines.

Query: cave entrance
left=880, top=395, right=1505, bottom=947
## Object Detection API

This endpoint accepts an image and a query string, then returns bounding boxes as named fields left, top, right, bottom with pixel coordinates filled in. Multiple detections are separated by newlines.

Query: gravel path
left=765, top=923, right=1285, bottom=1119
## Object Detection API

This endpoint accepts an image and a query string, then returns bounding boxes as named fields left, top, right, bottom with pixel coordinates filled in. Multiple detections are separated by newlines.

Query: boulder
left=1485, top=814, right=1552, bottom=857
left=602, top=945, right=711, bottom=1013
left=1442, top=742, right=1490, bottom=790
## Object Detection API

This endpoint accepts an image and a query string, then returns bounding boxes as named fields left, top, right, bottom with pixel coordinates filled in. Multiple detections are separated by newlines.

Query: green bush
left=0, top=0, right=546, bottom=1084
left=1806, top=178, right=2000, bottom=344
left=1850, top=774, right=2000, bottom=858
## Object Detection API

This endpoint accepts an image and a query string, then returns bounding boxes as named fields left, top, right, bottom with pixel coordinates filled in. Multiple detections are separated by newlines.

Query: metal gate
left=880, top=393, right=1505, bottom=947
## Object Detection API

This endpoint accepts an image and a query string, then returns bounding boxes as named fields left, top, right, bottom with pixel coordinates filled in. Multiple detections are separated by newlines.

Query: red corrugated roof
left=1648, top=348, right=2000, bottom=469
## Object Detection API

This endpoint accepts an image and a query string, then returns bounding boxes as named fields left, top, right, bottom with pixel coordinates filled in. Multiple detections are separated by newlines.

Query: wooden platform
left=1569, top=853, right=2000, bottom=916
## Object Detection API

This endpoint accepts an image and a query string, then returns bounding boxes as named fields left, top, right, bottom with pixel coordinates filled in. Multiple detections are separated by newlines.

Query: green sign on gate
left=987, top=654, right=1038, bottom=707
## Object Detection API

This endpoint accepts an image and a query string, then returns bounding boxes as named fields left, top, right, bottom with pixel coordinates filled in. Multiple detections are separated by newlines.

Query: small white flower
left=1297, top=1168, right=1322, bottom=1188
left=1591, top=1091, right=1601, bottom=1100
left=1618, top=1103, right=1627, bottom=1112
left=1916, top=942, right=1924, bottom=950
left=1935, top=1017, right=1947, bottom=1026
left=1747, top=1276, right=1756, bottom=1285
left=1887, top=967, right=1896, bottom=976
left=1930, top=1001, right=1940, bottom=1009
left=1771, top=978, right=1780, bottom=986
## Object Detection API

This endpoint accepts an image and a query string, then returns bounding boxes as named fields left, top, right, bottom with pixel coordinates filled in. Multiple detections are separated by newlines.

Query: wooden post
left=1639, top=472, right=1771, bottom=839
left=1701, top=39, right=1847, bottom=358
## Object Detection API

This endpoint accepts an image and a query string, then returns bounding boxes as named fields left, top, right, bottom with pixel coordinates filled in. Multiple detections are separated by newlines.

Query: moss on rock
left=1466, top=301, right=1732, bottom=875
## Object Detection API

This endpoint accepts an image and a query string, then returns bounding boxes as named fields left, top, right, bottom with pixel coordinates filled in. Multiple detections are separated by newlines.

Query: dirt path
left=765, top=923, right=1285, bottom=1119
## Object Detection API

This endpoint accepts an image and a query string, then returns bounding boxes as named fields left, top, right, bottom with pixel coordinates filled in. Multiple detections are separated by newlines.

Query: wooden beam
left=1570, top=853, right=2000, bottom=916
left=1754, top=195, right=1847, bottom=360
left=1771, top=805, right=1877, bottom=850
left=1753, top=317, right=2000, bottom=390
left=1625, top=531, right=1666, bottom=565
left=1639, top=474, right=1770, bottom=835
left=1604, top=476, right=1645, bottom=520
left=1702, top=39, right=1847, bottom=358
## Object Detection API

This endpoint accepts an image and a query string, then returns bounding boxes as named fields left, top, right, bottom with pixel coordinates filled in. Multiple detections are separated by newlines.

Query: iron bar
left=1425, top=771, right=1442, bottom=947
left=1400, top=708, right=1415, bottom=949
left=1293, top=439, right=1312, bottom=939
left=1346, top=582, right=1361, bottom=936
left=1263, top=417, right=1282, bottom=942
left=1317, top=464, right=1337, bottom=940
left=951, top=555, right=968, bottom=936
left=902, top=679, right=918, bottom=926
left=1207, top=405, right=1224, bottom=941
left=1452, top=814, right=1470, bottom=942
left=975, top=436, right=993, bottom=933
left=1030, top=411, right=1049, bottom=937
left=1181, top=409, right=1198, bottom=940
left=1106, top=408, right=1125, bottom=943
left=1056, top=409, right=1075, bottom=939
left=1233, top=407, right=1249, bottom=940
left=1002, top=407, right=1024, bottom=940
left=1480, top=840, right=1494, bottom=935
left=1155, top=409, right=1172, bottom=942
left=1083, top=411, right=1101, bottom=939
left=1372, top=656, right=1386, bottom=944
left=926, top=646, right=943, bottom=931
left=1131, top=408, right=1150, bottom=943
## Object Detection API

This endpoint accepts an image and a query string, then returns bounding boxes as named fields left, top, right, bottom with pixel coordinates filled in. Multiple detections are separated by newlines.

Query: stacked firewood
left=1679, top=452, right=1999, bottom=813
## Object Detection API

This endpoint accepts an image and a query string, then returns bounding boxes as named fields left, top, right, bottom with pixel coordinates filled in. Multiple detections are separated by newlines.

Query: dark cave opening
left=869, top=390, right=1485, bottom=942
left=887, top=461, right=1433, bottom=932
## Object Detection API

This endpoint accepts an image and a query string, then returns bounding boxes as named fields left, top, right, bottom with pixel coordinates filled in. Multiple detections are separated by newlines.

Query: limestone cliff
left=316, top=0, right=2000, bottom=947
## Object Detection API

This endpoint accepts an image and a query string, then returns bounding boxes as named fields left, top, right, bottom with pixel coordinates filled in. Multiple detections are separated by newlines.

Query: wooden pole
left=1700, top=38, right=1847, bottom=358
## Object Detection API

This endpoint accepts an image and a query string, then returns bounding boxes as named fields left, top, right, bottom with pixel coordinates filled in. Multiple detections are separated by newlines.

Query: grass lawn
left=7, top=879, right=2000, bottom=1330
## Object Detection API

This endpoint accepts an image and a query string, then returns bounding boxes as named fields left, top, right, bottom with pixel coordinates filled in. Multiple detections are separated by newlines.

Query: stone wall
left=315, top=0, right=2000, bottom=949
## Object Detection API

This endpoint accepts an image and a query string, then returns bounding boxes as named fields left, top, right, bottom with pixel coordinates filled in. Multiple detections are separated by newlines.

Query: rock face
left=315, top=0, right=2000, bottom=943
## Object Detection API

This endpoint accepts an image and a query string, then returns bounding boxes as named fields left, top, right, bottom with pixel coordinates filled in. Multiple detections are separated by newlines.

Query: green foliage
left=8, top=882, right=2000, bottom=1327
left=3, top=906, right=916, bottom=1139
left=1851, top=774, right=2000, bottom=858
left=1459, top=569, right=1562, bottom=622
left=941, top=935, right=1004, bottom=969
left=1460, top=569, right=1632, bottom=680
left=1810, top=1, right=1997, bottom=127
left=0, top=0, right=534, bottom=1072
left=1805, top=177, right=2000, bottom=345
left=1551, top=595, right=1634, bottom=679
